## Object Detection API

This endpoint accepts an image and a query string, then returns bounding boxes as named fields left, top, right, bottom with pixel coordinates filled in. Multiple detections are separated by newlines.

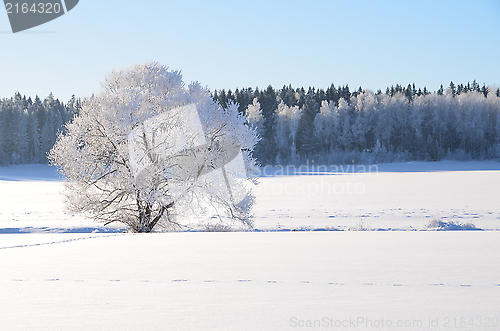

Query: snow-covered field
left=253, top=161, right=500, bottom=231
left=1, top=162, right=499, bottom=330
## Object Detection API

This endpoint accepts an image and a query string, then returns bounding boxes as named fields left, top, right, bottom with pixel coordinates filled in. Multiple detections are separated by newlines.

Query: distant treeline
left=1, top=81, right=500, bottom=166
left=214, top=81, right=500, bottom=164
left=0, top=93, right=79, bottom=166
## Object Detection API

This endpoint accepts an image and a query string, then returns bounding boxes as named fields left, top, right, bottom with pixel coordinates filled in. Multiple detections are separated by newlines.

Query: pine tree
left=10, top=94, right=29, bottom=164
left=0, top=104, right=7, bottom=165
left=448, top=81, right=457, bottom=97
left=296, top=87, right=319, bottom=156
left=256, top=85, right=278, bottom=164
left=26, top=105, right=41, bottom=163
left=437, top=85, right=444, bottom=95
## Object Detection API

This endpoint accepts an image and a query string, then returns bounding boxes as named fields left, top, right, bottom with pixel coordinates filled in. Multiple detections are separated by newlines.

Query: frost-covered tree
left=50, top=62, right=259, bottom=232
left=275, top=101, right=301, bottom=163
left=313, top=100, right=337, bottom=152
left=245, top=97, right=264, bottom=137
left=336, top=98, right=355, bottom=150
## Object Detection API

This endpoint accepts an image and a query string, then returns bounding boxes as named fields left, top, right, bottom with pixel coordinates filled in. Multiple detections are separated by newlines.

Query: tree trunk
left=134, top=200, right=173, bottom=233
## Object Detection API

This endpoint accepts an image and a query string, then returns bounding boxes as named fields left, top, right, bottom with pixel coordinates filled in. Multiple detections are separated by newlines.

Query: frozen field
left=253, top=161, right=500, bottom=231
left=1, top=161, right=500, bottom=232
left=1, top=162, right=500, bottom=330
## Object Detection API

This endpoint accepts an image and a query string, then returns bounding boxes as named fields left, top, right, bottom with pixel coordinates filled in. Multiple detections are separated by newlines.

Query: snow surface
left=252, top=161, right=500, bottom=231
left=1, top=232, right=499, bottom=330
left=1, top=162, right=500, bottom=330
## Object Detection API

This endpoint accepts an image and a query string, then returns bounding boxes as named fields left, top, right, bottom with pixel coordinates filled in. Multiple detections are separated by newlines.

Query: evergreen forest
left=0, top=93, right=79, bottom=166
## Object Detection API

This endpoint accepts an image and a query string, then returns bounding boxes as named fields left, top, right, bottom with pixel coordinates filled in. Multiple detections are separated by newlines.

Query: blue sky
left=1, top=0, right=499, bottom=102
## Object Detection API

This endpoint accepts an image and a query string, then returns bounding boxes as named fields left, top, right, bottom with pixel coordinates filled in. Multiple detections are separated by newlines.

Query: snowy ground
left=1, top=162, right=499, bottom=330
left=252, top=161, right=500, bottom=231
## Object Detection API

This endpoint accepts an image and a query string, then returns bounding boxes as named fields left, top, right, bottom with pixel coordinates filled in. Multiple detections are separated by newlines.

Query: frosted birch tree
left=50, top=62, right=259, bottom=232
left=313, top=100, right=336, bottom=152
left=245, top=97, right=264, bottom=137
left=275, top=101, right=301, bottom=163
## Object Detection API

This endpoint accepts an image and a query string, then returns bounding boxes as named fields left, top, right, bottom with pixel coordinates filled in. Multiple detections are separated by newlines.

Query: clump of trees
left=2, top=81, right=499, bottom=167
left=0, top=93, right=79, bottom=166
left=214, top=81, right=500, bottom=164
